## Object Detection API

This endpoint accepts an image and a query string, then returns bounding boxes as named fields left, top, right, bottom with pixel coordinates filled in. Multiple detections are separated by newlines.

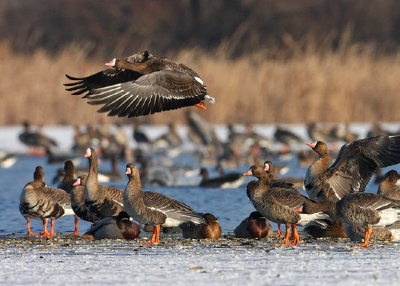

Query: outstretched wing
left=65, top=68, right=206, bottom=117
left=326, top=135, right=400, bottom=196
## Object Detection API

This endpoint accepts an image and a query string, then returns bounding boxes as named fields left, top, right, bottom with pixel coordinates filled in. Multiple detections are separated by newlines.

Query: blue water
left=0, top=155, right=256, bottom=235
left=0, top=152, right=392, bottom=236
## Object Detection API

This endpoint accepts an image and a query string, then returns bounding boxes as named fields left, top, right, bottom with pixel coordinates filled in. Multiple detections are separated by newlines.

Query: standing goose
left=19, top=166, right=75, bottom=237
left=305, top=135, right=400, bottom=203
left=70, top=175, right=100, bottom=224
left=243, top=165, right=330, bottom=246
left=84, top=148, right=124, bottom=218
left=123, top=163, right=206, bottom=244
left=264, top=161, right=303, bottom=189
left=335, top=193, right=400, bottom=247
left=56, top=160, right=81, bottom=235
left=84, top=211, right=140, bottom=240
left=245, top=161, right=296, bottom=237
left=57, top=160, right=76, bottom=194
left=19, top=166, right=46, bottom=235
left=64, top=50, right=215, bottom=118
left=345, top=224, right=400, bottom=243
left=377, top=170, right=400, bottom=200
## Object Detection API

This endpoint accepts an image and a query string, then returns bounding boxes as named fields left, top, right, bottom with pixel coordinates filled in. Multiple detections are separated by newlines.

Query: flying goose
left=65, top=50, right=215, bottom=118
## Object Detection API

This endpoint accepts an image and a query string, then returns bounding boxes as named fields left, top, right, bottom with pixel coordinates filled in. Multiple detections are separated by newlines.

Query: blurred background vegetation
left=1, top=0, right=400, bottom=125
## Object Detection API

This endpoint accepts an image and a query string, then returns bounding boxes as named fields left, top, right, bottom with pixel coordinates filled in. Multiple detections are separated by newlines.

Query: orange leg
left=67, top=216, right=80, bottom=236
left=289, top=224, right=301, bottom=246
left=42, top=218, right=55, bottom=237
left=26, top=218, right=38, bottom=236
left=142, top=225, right=161, bottom=244
left=41, top=219, right=51, bottom=237
left=353, top=227, right=372, bottom=248
left=289, top=225, right=295, bottom=239
left=273, top=223, right=283, bottom=237
left=82, top=234, right=94, bottom=239
left=194, top=102, right=206, bottom=110
left=274, top=224, right=291, bottom=246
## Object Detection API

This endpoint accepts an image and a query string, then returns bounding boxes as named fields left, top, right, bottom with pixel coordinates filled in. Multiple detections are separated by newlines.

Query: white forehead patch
left=86, top=148, right=92, bottom=156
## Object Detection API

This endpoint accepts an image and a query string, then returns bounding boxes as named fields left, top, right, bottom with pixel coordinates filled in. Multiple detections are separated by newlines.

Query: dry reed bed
left=1, top=42, right=400, bottom=125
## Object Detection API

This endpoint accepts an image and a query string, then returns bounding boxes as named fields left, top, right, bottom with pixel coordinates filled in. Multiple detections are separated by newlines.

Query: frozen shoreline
left=1, top=234, right=400, bottom=286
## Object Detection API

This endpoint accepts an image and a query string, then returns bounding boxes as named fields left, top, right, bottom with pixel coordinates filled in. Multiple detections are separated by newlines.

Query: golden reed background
left=1, top=40, right=400, bottom=126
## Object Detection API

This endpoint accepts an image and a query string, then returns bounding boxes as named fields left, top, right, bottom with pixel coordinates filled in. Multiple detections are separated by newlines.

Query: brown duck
left=234, top=211, right=273, bottom=239
left=181, top=213, right=222, bottom=239
left=65, top=50, right=215, bottom=117
left=123, top=163, right=206, bottom=244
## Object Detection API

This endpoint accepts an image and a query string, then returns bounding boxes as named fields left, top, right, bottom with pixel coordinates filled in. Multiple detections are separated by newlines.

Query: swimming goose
left=70, top=175, right=100, bottom=223
left=18, top=122, right=57, bottom=155
left=0, top=150, right=17, bottom=168
left=123, top=163, right=206, bottom=244
left=305, top=135, right=400, bottom=203
left=45, top=147, right=81, bottom=165
left=234, top=211, right=273, bottom=239
left=274, top=126, right=303, bottom=145
left=180, top=213, right=222, bottom=239
left=65, top=50, right=215, bottom=117
left=19, top=166, right=75, bottom=237
left=199, top=168, right=245, bottom=189
left=243, top=165, right=330, bottom=246
left=84, top=211, right=140, bottom=240
left=84, top=147, right=124, bottom=218
left=377, top=170, right=400, bottom=200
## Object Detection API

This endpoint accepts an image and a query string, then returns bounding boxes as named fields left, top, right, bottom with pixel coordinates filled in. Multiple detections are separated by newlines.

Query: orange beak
left=243, top=170, right=252, bottom=176
left=306, top=142, right=315, bottom=149
left=72, top=179, right=80, bottom=186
